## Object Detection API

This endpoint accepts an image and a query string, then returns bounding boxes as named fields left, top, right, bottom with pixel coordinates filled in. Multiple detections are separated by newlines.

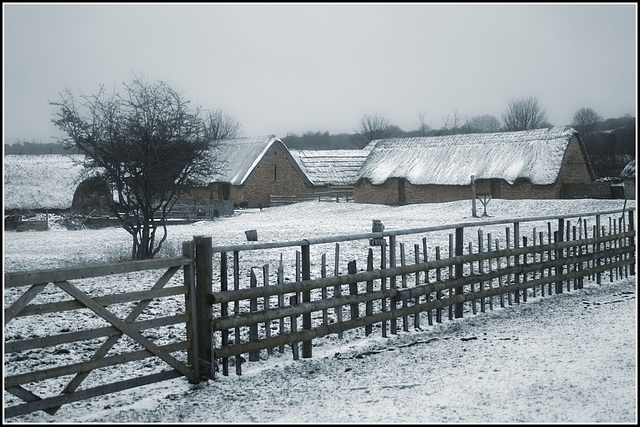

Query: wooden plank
left=4, top=283, right=47, bottom=325
left=454, top=227, right=464, bottom=318
left=6, top=341, right=189, bottom=388
left=413, top=244, right=421, bottom=329
left=5, top=370, right=182, bottom=419
left=5, top=257, right=190, bottom=288
left=15, top=285, right=187, bottom=317
left=4, top=315, right=188, bottom=354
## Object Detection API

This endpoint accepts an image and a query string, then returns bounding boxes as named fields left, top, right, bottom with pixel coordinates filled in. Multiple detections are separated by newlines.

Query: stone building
left=353, top=127, right=596, bottom=205
left=181, top=135, right=312, bottom=209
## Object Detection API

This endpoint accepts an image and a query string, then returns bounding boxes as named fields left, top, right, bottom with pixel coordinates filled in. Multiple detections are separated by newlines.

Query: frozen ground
left=3, top=198, right=637, bottom=423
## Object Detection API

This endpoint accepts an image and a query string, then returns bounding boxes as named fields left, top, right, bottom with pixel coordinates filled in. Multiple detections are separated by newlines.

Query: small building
left=289, top=147, right=373, bottom=201
left=619, top=159, right=636, bottom=200
left=182, top=135, right=313, bottom=209
left=354, top=126, right=596, bottom=205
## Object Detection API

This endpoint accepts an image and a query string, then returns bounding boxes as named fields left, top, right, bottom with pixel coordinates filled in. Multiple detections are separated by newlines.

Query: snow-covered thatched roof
left=3, top=154, right=88, bottom=210
left=207, top=135, right=283, bottom=185
left=620, top=159, right=635, bottom=179
left=356, top=126, right=584, bottom=186
left=289, top=148, right=372, bottom=186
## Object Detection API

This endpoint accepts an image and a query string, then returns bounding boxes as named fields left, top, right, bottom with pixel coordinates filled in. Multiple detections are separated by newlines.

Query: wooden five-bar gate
left=3, top=207, right=636, bottom=418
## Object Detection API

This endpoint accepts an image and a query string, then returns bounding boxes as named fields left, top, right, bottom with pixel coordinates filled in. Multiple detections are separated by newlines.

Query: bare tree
left=572, top=107, right=602, bottom=137
left=417, top=110, right=431, bottom=136
left=204, top=108, right=243, bottom=141
left=441, top=107, right=463, bottom=134
left=356, top=113, right=397, bottom=144
left=50, top=76, right=215, bottom=259
left=463, top=114, right=502, bottom=133
left=501, top=96, right=550, bottom=131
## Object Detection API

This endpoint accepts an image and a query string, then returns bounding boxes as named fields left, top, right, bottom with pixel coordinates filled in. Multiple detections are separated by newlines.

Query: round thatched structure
left=71, top=176, right=113, bottom=216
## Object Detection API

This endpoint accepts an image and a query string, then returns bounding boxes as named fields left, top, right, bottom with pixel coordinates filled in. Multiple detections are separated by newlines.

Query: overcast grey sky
left=3, top=2, right=637, bottom=144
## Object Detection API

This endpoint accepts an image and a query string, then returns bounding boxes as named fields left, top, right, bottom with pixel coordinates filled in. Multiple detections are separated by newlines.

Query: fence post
left=301, top=243, right=312, bottom=359
left=629, top=209, right=635, bottom=276
left=455, top=227, right=464, bottom=318
left=194, top=235, right=213, bottom=380
left=556, top=219, right=564, bottom=294
left=183, top=241, right=200, bottom=384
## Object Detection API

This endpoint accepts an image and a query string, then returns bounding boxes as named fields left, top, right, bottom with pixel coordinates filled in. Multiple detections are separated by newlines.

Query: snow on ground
left=3, top=198, right=637, bottom=423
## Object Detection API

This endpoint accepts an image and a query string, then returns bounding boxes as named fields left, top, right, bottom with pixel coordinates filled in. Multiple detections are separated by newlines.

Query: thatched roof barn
left=3, top=154, right=88, bottom=212
left=354, top=126, right=596, bottom=205
left=182, top=135, right=313, bottom=208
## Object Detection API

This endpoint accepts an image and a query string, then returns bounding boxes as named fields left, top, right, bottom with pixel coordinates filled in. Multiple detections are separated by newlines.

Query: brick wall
left=232, top=141, right=310, bottom=208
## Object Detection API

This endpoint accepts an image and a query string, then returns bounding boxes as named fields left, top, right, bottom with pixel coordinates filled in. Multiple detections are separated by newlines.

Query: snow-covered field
left=3, top=198, right=637, bottom=423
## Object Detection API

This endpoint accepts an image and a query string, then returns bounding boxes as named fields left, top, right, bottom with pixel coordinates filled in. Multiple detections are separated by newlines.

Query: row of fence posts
left=192, top=209, right=635, bottom=379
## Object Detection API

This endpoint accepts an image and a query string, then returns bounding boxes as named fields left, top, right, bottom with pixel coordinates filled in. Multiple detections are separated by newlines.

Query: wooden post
left=478, top=230, right=485, bottom=313
left=321, top=254, right=328, bottom=326
left=194, top=236, right=212, bottom=380
left=471, top=175, right=477, bottom=217
left=366, top=249, right=374, bottom=336
left=263, top=264, right=273, bottom=355
left=381, top=241, right=388, bottom=337
left=486, top=232, right=494, bottom=310
left=289, top=296, right=299, bottom=361
left=514, top=222, right=521, bottom=303
left=400, top=243, right=409, bottom=331
left=629, top=210, right=635, bottom=276
left=233, top=251, right=241, bottom=375
left=455, top=227, right=464, bottom=318
left=435, top=246, right=442, bottom=323
left=278, top=254, right=286, bottom=353
left=249, top=269, right=259, bottom=362
left=183, top=241, right=200, bottom=384
left=505, top=227, right=513, bottom=305
left=220, top=252, right=229, bottom=376
left=495, top=240, right=505, bottom=308
left=348, top=259, right=359, bottom=321
left=448, top=234, right=454, bottom=321
left=389, top=235, right=398, bottom=334
left=468, top=242, right=477, bottom=315
left=334, top=243, right=343, bottom=339
left=301, top=244, right=312, bottom=359
left=596, top=215, right=602, bottom=284
left=423, top=238, right=433, bottom=325
left=414, top=244, right=421, bottom=329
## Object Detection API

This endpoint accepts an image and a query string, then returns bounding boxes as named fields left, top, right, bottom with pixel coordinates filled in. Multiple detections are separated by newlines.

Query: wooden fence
left=3, top=243, right=201, bottom=419
left=3, top=207, right=636, bottom=418
left=203, top=208, right=635, bottom=377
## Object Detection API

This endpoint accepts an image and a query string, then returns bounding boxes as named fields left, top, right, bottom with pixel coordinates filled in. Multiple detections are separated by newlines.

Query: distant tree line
left=7, top=95, right=635, bottom=178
